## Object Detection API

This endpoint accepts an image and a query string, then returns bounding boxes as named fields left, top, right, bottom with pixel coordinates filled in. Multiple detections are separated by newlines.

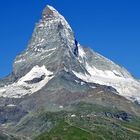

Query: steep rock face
left=13, top=5, right=77, bottom=79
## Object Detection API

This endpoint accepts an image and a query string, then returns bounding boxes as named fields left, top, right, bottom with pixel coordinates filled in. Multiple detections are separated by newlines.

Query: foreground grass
left=34, top=121, right=102, bottom=140
left=34, top=104, right=140, bottom=140
left=34, top=118, right=140, bottom=140
left=14, top=102, right=140, bottom=140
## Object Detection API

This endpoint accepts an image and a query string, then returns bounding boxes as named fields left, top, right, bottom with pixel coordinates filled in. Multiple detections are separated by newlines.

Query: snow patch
left=59, top=105, right=64, bottom=109
left=71, top=114, right=76, bottom=117
left=81, top=81, right=85, bottom=85
left=7, top=104, right=16, bottom=107
left=97, top=91, right=104, bottom=94
left=85, top=62, right=124, bottom=79
left=45, top=47, right=57, bottom=52
left=15, top=58, right=26, bottom=63
left=41, top=51, right=55, bottom=59
left=73, top=62, right=140, bottom=103
left=64, top=67, right=69, bottom=72
left=18, top=65, right=51, bottom=83
left=0, top=65, right=54, bottom=98
left=0, top=89, right=6, bottom=93
left=90, top=86, right=96, bottom=89
left=75, top=80, right=80, bottom=83
left=38, top=23, right=44, bottom=28
left=78, top=46, right=86, bottom=59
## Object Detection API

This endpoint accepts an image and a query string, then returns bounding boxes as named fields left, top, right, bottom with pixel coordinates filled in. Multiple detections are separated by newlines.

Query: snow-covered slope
left=0, top=65, right=54, bottom=98
left=73, top=45, right=140, bottom=103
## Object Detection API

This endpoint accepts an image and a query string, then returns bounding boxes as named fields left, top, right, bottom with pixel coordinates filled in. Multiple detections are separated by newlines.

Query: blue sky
left=0, top=0, right=140, bottom=79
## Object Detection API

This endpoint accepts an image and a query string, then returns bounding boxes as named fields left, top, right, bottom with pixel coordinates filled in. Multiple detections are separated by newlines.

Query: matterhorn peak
left=13, top=5, right=77, bottom=79
left=42, top=5, right=60, bottom=20
left=10, top=4, right=140, bottom=106
left=41, top=5, right=72, bottom=31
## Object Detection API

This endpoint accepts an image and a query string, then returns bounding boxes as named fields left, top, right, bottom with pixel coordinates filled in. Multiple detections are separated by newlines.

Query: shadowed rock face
left=0, top=106, right=28, bottom=124
left=24, top=75, right=46, bottom=84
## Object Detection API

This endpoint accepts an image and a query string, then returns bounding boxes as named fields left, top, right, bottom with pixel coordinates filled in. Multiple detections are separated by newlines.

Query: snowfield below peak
left=73, top=61, right=140, bottom=104
left=0, top=65, right=54, bottom=98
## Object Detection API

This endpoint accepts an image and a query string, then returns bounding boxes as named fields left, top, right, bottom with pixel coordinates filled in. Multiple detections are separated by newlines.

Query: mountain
left=0, top=5, right=140, bottom=140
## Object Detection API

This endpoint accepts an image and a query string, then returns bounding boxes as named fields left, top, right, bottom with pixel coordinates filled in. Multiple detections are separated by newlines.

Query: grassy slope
left=34, top=121, right=100, bottom=140
left=35, top=119, right=140, bottom=140
left=33, top=102, right=140, bottom=140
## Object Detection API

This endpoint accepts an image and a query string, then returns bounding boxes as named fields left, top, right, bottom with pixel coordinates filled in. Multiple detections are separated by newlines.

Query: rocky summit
left=0, top=5, right=140, bottom=140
